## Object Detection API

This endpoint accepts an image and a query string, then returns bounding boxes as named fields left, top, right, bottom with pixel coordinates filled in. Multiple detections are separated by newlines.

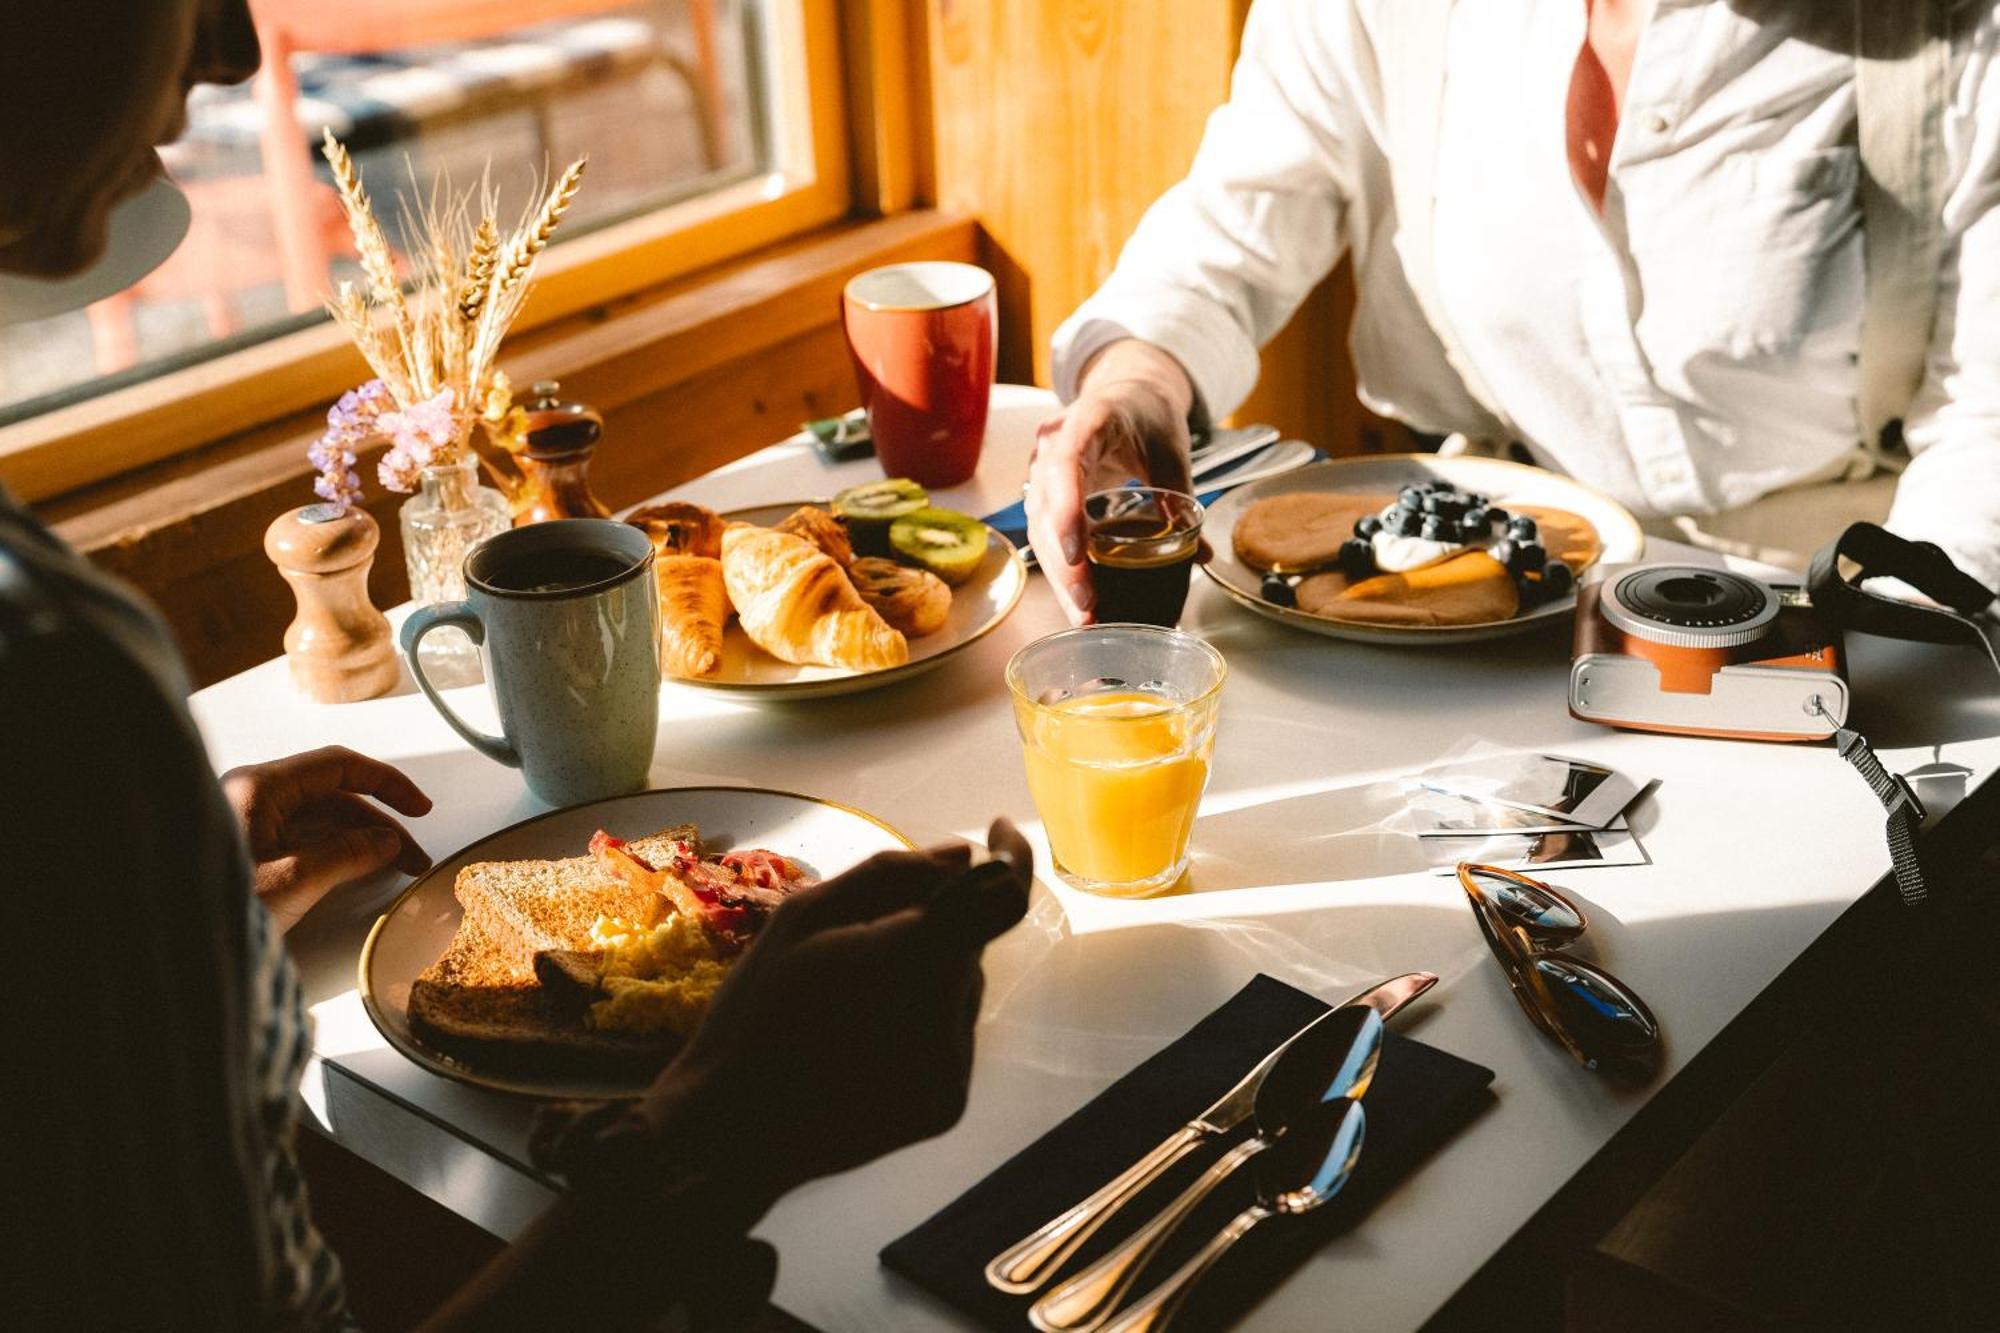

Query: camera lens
left=1601, top=566, right=1779, bottom=648
left=1655, top=575, right=1724, bottom=607
left=1621, top=569, right=1766, bottom=627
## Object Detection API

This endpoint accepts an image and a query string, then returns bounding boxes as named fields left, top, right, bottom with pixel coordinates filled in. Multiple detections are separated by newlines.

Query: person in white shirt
left=1025, top=0, right=2000, bottom=625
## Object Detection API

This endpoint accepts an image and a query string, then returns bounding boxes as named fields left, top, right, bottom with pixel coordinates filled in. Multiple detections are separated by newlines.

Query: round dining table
left=190, top=383, right=2000, bottom=1330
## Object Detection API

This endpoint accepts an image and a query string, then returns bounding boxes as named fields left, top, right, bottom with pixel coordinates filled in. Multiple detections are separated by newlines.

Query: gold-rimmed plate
left=359, top=785, right=915, bottom=1100
left=1201, top=456, right=1646, bottom=645
left=666, top=501, right=1026, bottom=700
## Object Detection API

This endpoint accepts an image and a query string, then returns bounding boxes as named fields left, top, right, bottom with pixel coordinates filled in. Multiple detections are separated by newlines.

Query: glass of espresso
left=1085, top=487, right=1205, bottom=626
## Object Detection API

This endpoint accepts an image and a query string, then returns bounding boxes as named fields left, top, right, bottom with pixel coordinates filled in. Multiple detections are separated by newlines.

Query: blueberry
left=1390, top=508, right=1423, bottom=537
left=1339, top=538, right=1376, bottom=579
left=1457, top=513, right=1488, bottom=541
left=1420, top=492, right=1444, bottom=515
left=1464, top=504, right=1490, bottom=530
left=1542, top=560, right=1574, bottom=596
left=1485, top=507, right=1511, bottom=528
left=1491, top=538, right=1517, bottom=568
left=1355, top=514, right=1382, bottom=539
left=1261, top=573, right=1296, bottom=607
left=1510, top=540, right=1547, bottom=573
left=1399, top=484, right=1429, bottom=506
left=1420, top=515, right=1451, bottom=541
left=1508, top=516, right=1539, bottom=541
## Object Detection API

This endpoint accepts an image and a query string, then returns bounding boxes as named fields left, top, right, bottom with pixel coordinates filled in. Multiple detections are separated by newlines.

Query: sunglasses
left=1456, top=863, right=1661, bottom=1071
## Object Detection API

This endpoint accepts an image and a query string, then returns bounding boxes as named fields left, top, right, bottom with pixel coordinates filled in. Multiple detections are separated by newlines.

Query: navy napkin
left=881, top=974, right=1495, bottom=1331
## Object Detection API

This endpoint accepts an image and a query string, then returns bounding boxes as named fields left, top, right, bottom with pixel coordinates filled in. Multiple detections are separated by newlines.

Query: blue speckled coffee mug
left=402, top=519, right=659, bottom=805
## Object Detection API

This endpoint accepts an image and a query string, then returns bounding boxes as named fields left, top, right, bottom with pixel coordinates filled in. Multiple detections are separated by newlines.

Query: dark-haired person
left=0, top=3, right=1031, bottom=1328
left=1027, top=1, right=2000, bottom=624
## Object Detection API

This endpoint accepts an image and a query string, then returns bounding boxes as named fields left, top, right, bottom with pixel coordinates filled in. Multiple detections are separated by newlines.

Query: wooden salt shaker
left=264, top=503, right=400, bottom=703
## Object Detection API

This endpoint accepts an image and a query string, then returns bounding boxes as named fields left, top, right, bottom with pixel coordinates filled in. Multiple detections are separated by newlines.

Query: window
left=0, top=0, right=852, bottom=503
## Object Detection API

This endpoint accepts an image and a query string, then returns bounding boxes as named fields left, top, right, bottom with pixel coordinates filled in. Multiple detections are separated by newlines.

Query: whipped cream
left=1370, top=531, right=1468, bottom=573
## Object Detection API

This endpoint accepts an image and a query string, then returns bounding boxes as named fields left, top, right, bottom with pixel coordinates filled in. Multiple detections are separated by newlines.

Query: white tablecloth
left=191, top=384, right=2000, bottom=1331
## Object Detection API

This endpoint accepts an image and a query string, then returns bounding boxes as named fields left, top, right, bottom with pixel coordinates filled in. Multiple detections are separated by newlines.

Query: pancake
left=1233, top=482, right=1603, bottom=627
left=1232, top=491, right=1392, bottom=573
left=1296, top=550, right=1520, bottom=627
left=1517, top=504, right=1603, bottom=573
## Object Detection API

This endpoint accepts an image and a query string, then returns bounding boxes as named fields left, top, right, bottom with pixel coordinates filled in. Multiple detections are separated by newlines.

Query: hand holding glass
left=1084, top=486, right=1203, bottom=627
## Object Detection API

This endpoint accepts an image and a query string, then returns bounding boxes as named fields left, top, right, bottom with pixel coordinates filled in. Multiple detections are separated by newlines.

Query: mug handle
left=399, top=601, right=521, bottom=769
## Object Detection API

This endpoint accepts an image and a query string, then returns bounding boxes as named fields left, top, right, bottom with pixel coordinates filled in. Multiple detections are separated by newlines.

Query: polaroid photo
left=1422, top=827, right=1649, bottom=874
left=1414, top=752, right=1649, bottom=830
left=1404, top=789, right=1631, bottom=838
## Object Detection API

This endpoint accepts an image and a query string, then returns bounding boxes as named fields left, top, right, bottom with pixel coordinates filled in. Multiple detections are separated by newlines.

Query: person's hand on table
left=638, top=818, right=1034, bottom=1219
left=222, top=745, right=433, bottom=932
left=1028, top=339, right=1197, bottom=625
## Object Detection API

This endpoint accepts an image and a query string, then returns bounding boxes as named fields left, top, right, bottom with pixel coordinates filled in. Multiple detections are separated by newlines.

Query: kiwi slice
left=887, top=507, right=988, bottom=586
left=833, top=479, right=928, bottom=555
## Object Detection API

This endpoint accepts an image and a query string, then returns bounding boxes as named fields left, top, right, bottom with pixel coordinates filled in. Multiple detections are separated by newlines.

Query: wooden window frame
left=0, top=0, right=861, bottom=506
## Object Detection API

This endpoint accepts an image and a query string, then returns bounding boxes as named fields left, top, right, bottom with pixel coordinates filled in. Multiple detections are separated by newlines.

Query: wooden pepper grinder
left=264, top=503, right=400, bottom=703
left=511, top=379, right=610, bottom=525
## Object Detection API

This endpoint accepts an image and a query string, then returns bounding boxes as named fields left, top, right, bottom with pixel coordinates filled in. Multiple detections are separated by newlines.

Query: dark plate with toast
left=359, top=786, right=914, bottom=1099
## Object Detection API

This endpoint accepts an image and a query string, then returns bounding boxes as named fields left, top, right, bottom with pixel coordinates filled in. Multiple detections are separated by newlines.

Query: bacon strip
left=590, top=830, right=708, bottom=920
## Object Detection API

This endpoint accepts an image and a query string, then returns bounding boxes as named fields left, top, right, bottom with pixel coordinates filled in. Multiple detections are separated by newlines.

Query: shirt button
left=1642, top=110, right=1673, bottom=135
left=1647, top=461, right=1687, bottom=488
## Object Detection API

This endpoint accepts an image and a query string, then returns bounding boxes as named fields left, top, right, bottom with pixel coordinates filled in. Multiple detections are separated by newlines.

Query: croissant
left=719, top=524, right=908, bottom=670
left=655, top=554, right=728, bottom=678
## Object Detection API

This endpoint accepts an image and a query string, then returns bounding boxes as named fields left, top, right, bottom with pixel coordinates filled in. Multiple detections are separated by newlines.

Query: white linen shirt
left=1052, top=0, right=2000, bottom=589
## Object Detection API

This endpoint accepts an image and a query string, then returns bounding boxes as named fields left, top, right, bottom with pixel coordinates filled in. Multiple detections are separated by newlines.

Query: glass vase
left=399, top=453, right=510, bottom=687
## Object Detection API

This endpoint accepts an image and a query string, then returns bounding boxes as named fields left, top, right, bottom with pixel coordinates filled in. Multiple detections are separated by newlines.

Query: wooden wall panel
left=928, top=0, right=1241, bottom=385
left=926, top=0, right=1403, bottom=455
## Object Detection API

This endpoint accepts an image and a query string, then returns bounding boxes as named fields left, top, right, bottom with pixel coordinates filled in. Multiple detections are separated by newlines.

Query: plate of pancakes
left=1202, top=455, right=1645, bottom=644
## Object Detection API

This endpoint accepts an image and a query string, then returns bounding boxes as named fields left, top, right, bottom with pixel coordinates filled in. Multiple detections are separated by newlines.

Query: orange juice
left=1017, top=689, right=1215, bottom=894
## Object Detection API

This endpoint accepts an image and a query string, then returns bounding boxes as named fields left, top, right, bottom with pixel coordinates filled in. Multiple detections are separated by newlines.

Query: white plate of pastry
left=626, top=497, right=1028, bottom=699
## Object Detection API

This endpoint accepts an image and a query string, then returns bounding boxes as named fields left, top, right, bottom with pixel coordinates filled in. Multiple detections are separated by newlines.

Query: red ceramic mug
left=841, top=261, right=997, bottom=488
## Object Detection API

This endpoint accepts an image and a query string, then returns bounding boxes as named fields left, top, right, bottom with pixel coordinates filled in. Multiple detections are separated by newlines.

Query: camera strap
left=1809, top=698, right=1930, bottom=908
left=1805, top=524, right=2000, bottom=908
left=1806, top=523, right=2000, bottom=673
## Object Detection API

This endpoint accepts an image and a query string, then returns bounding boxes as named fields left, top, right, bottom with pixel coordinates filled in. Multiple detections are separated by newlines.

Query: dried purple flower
left=307, top=378, right=388, bottom=512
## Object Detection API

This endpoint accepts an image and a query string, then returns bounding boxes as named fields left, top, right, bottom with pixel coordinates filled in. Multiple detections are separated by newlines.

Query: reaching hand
left=1028, top=340, right=1196, bottom=625
left=223, top=745, right=433, bottom=931
left=641, top=819, right=1033, bottom=1214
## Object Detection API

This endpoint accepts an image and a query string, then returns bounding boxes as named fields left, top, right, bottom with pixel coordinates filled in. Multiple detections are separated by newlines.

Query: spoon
left=1101, top=1098, right=1367, bottom=1333
left=985, top=974, right=1431, bottom=1296
left=1028, top=1003, right=1383, bottom=1333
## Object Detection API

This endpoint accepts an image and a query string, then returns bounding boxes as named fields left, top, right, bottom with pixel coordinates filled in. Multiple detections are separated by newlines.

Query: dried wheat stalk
left=319, top=133, right=586, bottom=429
left=320, top=130, right=415, bottom=371
left=457, top=218, right=500, bottom=325
left=494, top=158, right=587, bottom=303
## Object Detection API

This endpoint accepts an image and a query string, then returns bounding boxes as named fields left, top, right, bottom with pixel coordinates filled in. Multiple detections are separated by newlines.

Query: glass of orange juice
left=1006, top=625, right=1226, bottom=897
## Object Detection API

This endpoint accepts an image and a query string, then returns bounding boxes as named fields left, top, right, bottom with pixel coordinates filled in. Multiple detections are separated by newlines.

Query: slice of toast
left=408, top=910, right=660, bottom=1071
left=453, top=825, right=698, bottom=963
left=405, top=825, right=698, bottom=1075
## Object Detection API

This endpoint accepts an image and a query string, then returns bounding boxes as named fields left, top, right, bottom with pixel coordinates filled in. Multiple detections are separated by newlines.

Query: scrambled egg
left=582, top=912, right=732, bottom=1037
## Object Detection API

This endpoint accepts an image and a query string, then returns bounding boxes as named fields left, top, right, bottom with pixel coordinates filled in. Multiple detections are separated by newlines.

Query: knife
left=982, top=971, right=1437, bottom=1295
left=981, top=424, right=1290, bottom=565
